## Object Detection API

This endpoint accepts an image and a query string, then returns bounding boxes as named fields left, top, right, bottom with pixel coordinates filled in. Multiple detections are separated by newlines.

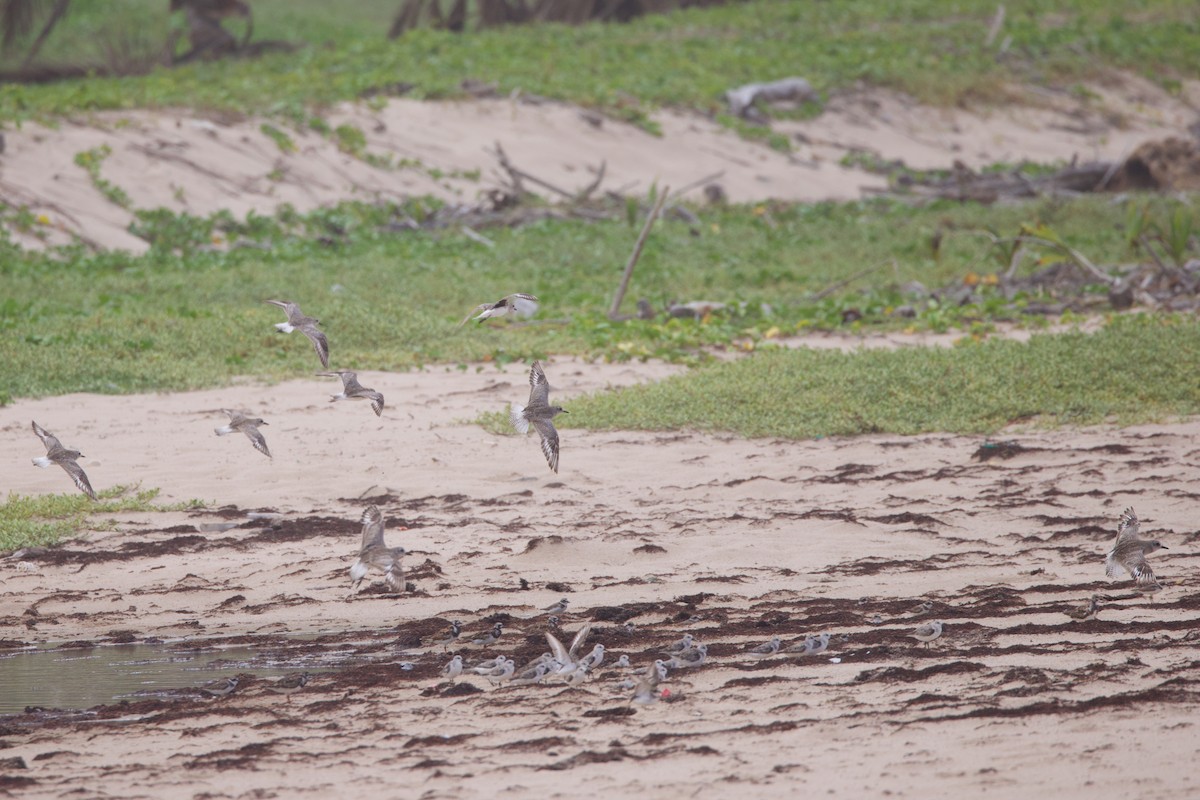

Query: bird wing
left=31, top=421, right=62, bottom=452
left=1116, top=507, right=1140, bottom=543
left=508, top=293, right=539, bottom=317
left=532, top=418, right=560, bottom=473
left=528, top=360, right=551, bottom=405
left=457, top=303, right=490, bottom=329
left=545, top=632, right=570, bottom=665
left=59, top=458, right=98, bottom=500
left=366, top=391, right=385, bottom=417
left=242, top=425, right=272, bottom=458
left=299, top=325, right=329, bottom=368
left=339, top=371, right=362, bottom=392
left=568, top=622, right=592, bottom=660
left=384, top=558, right=404, bottom=592
left=266, top=299, right=299, bottom=318
left=360, top=505, right=385, bottom=550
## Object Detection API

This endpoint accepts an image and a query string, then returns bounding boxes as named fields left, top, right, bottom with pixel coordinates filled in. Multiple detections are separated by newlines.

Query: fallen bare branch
left=609, top=187, right=670, bottom=320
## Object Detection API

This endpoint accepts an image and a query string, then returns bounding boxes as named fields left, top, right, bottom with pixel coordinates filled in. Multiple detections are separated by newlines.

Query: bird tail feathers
left=510, top=405, right=529, bottom=434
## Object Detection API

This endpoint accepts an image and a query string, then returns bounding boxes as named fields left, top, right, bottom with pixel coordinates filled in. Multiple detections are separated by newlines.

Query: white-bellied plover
left=910, top=620, right=944, bottom=648
left=200, top=676, right=239, bottom=698
left=457, top=293, right=539, bottom=328
left=348, top=505, right=406, bottom=594
left=747, top=636, right=782, bottom=658
left=266, top=299, right=330, bottom=368
left=664, top=633, right=693, bottom=654
left=30, top=421, right=97, bottom=500
left=543, top=597, right=570, bottom=614
left=1106, top=507, right=1167, bottom=593
left=214, top=409, right=271, bottom=458
left=577, top=643, right=605, bottom=670
left=668, top=643, right=707, bottom=669
left=441, top=655, right=464, bottom=681
left=1066, top=595, right=1100, bottom=622
left=510, top=360, right=567, bottom=473
left=317, top=370, right=384, bottom=417
left=270, top=672, right=311, bottom=704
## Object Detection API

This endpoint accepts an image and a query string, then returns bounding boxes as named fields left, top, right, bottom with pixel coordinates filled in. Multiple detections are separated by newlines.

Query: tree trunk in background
left=18, top=0, right=70, bottom=68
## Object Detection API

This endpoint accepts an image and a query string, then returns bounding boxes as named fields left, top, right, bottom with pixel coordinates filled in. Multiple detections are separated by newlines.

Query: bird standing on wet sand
left=510, top=360, right=568, bottom=473
left=431, top=621, right=462, bottom=650
left=270, top=672, right=311, bottom=704
left=543, top=597, right=570, bottom=614
left=471, top=622, right=504, bottom=646
left=910, top=620, right=944, bottom=648
left=457, top=293, right=539, bottom=328
left=441, top=655, right=464, bottom=681
left=348, top=505, right=406, bottom=595
left=1065, top=595, right=1100, bottom=622
left=214, top=409, right=271, bottom=458
left=747, top=636, right=782, bottom=658
left=317, top=370, right=384, bottom=416
left=30, top=421, right=97, bottom=500
left=266, top=299, right=329, bottom=368
left=200, top=676, right=239, bottom=698
left=1106, top=507, right=1167, bottom=593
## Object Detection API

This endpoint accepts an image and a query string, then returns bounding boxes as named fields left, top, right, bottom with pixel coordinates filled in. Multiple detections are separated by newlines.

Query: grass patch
left=2, top=1, right=1199, bottom=123
left=0, top=485, right=205, bottom=554
left=549, top=314, right=1200, bottom=439
left=0, top=194, right=1163, bottom=399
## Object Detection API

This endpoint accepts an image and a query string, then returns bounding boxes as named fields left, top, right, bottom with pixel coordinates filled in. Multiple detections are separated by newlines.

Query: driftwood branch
left=725, top=77, right=816, bottom=119
left=575, top=159, right=606, bottom=201
left=608, top=187, right=669, bottom=320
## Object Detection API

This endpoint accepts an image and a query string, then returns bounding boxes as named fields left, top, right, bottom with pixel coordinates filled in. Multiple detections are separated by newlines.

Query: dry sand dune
left=1, top=359, right=1199, bottom=798
left=2, top=72, right=1196, bottom=252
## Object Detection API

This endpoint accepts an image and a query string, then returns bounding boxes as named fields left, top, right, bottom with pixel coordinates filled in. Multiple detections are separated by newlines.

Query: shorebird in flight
left=266, top=299, right=329, bottom=368
left=30, top=421, right=97, bottom=500
left=214, top=409, right=271, bottom=458
left=510, top=360, right=567, bottom=473
left=348, top=505, right=406, bottom=594
left=317, top=370, right=384, bottom=417
left=1106, top=507, right=1167, bottom=593
left=457, top=293, right=539, bottom=328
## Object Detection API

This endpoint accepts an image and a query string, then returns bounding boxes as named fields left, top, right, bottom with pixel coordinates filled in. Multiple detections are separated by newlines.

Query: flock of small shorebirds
left=24, top=294, right=1171, bottom=706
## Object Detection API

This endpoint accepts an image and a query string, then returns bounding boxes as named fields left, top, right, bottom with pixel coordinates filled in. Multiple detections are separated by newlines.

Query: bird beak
left=260, top=421, right=269, bottom=425
left=561, top=410, right=570, bottom=414
left=1161, top=544, right=1169, bottom=549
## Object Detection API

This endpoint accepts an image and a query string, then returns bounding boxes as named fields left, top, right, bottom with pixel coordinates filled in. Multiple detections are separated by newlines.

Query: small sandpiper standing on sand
left=348, top=505, right=406, bottom=595
left=1106, top=507, right=1167, bottom=593
left=317, top=370, right=384, bottom=417
left=543, top=597, right=570, bottom=614
left=457, top=293, right=539, bottom=328
left=431, top=621, right=462, bottom=649
left=270, top=672, right=311, bottom=703
left=30, top=421, right=97, bottom=500
left=747, top=637, right=782, bottom=658
left=510, top=361, right=568, bottom=473
left=214, top=409, right=271, bottom=458
left=441, top=655, right=464, bottom=682
left=266, top=299, right=330, bottom=368
left=471, top=622, right=504, bottom=646
left=910, top=620, right=944, bottom=648
left=1066, top=595, right=1100, bottom=622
